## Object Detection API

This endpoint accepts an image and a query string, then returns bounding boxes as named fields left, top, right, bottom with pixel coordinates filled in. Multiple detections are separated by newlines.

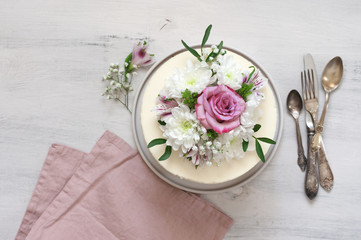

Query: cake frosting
left=141, top=49, right=278, bottom=184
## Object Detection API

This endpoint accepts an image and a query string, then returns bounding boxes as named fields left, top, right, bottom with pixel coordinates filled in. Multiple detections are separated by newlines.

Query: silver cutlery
left=287, top=90, right=307, bottom=172
left=312, top=57, right=343, bottom=151
left=304, top=54, right=334, bottom=191
left=311, top=56, right=343, bottom=190
left=301, top=69, right=319, bottom=199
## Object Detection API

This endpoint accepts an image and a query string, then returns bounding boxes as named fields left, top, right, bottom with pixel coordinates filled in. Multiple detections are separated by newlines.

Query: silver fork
left=301, top=70, right=319, bottom=199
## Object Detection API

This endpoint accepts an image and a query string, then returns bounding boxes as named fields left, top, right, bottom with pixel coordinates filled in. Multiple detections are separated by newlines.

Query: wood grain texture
left=1, top=0, right=361, bottom=239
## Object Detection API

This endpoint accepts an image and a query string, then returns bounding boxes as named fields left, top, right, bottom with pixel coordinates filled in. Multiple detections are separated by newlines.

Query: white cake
left=141, top=49, right=278, bottom=184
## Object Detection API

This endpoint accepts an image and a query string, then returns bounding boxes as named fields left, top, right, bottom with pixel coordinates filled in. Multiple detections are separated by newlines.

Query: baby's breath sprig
left=102, top=41, right=155, bottom=113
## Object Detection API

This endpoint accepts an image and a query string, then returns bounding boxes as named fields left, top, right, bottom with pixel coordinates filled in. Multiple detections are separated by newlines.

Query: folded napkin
left=16, top=131, right=233, bottom=240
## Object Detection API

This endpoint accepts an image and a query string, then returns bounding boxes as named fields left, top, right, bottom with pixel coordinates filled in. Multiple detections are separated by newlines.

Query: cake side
left=141, top=49, right=277, bottom=184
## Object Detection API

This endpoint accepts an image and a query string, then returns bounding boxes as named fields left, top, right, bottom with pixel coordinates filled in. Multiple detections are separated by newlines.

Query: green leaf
left=181, top=89, right=199, bottom=110
left=235, top=83, right=254, bottom=101
left=242, top=140, right=249, bottom=152
left=124, top=52, right=132, bottom=64
left=158, top=120, right=166, bottom=126
left=255, top=139, right=265, bottom=163
left=206, top=40, right=224, bottom=62
left=253, top=124, right=261, bottom=132
left=181, top=40, right=202, bottom=61
left=159, top=145, right=172, bottom=161
left=257, top=137, right=276, bottom=144
left=207, top=129, right=219, bottom=141
left=201, top=24, right=212, bottom=48
left=147, top=138, right=166, bottom=148
left=247, top=66, right=256, bottom=82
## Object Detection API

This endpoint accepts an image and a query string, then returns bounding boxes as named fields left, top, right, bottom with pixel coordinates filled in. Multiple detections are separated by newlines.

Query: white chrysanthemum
left=215, top=128, right=245, bottom=162
left=238, top=92, right=263, bottom=141
left=165, top=60, right=214, bottom=98
left=163, top=105, right=201, bottom=153
left=216, top=54, right=248, bottom=90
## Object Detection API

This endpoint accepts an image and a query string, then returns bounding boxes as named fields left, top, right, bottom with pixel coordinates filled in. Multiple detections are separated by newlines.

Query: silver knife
left=304, top=54, right=334, bottom=191
left=303, top=54, right=319, bottom=199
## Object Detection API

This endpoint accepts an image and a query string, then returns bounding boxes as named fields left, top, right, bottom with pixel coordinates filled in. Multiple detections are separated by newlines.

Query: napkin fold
left=16, top=131, right=233, bottom=240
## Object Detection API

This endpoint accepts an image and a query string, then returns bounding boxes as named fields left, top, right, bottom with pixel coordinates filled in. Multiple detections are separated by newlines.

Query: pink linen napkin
left=16, top=131, right=233, bottom=240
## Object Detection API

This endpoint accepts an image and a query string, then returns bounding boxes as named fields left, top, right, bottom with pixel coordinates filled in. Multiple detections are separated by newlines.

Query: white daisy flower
left=165, top=60, right=214, bottom=98
left=216, top=54, right=248, bottom=90
left=217, top=128, right=246, bottom=162
left=163, top=104, right=201, bottom=153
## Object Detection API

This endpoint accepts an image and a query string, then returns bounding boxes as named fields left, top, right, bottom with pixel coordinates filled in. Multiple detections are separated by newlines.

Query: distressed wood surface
left=1, top=0, right=361, bottom=239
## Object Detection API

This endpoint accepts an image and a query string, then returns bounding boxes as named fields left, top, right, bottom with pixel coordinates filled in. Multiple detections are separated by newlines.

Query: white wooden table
left=1, top=0, right=361, bottom=239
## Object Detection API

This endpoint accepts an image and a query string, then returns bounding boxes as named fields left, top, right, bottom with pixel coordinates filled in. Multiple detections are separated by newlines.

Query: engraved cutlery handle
left=305, top=132, right=319, bottom=199
left=318, top=140, right=334, bottom=191
left=295, top=119, right=307, bottom=172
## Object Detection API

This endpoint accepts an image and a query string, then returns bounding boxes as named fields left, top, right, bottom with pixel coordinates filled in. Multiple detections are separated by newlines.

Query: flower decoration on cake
left=148, top=25, right=276, bottom=167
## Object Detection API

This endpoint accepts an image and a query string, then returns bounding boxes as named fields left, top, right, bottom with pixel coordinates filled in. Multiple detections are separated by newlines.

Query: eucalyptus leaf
left=253, top=124, right=261, bottom=132
left=201, top=24, right=212, bottom=48
left=181, top=40, right=201, bottom=61
left=255, top=139, right=265, bottom=163
left=147, top=138, right=166, bottom=148
left=242, top=140, right=249, bottom=152
left=257, top=137, right=276, bottom=144
left=159, top=145, right=172, bottom=161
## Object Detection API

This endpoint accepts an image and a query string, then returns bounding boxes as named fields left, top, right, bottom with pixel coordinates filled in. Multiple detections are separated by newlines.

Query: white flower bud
left=206, top=161, right=212, bottom=166
left=112, top=69, right=118, bottom=73
left=211, top=45, right=217, bottom=49
left=110, top=80, right=115, bottom=85
left=132, top=71, right=137, bottom=76
left=133, top=64, right=138, bottom=69
left=126, top=73, right=131, bottom=79
left=106, top=95, right=111, bottom=100
left=124, top=62, right=129, bottom=67
left=213, top=48, right=219, bottom=54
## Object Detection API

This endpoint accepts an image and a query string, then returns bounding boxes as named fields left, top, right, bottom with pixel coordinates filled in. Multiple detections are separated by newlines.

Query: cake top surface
left=140, top=48, right=278, bottom=184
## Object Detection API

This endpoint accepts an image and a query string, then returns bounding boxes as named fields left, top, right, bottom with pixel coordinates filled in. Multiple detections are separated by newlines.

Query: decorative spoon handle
left=312, top=92, right=330, bottom=151
left=318, top=139, right=334, bottom=191
left=305, top=132, right=319, bottom=199
left=295, top=118, right=307, bottom=171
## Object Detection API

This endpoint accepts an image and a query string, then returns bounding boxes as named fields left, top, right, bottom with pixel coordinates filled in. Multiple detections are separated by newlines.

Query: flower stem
left=116, top=98, right=131, bottom=113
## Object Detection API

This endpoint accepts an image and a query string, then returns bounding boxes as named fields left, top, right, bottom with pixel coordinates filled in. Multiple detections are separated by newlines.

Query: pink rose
left=195, top=85, right=246, bottom=134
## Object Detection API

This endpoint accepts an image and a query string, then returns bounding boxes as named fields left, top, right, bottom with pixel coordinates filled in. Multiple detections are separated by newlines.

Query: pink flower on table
left=195, top=85, right=246, bottom=134
left=131, top=41, right=154, bottom=67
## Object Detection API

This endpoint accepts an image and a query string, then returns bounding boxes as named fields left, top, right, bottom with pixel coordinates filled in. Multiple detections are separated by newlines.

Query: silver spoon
left=287, top=90, right=307, bottom=171
left=311, top=57, right=343, bottom=151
